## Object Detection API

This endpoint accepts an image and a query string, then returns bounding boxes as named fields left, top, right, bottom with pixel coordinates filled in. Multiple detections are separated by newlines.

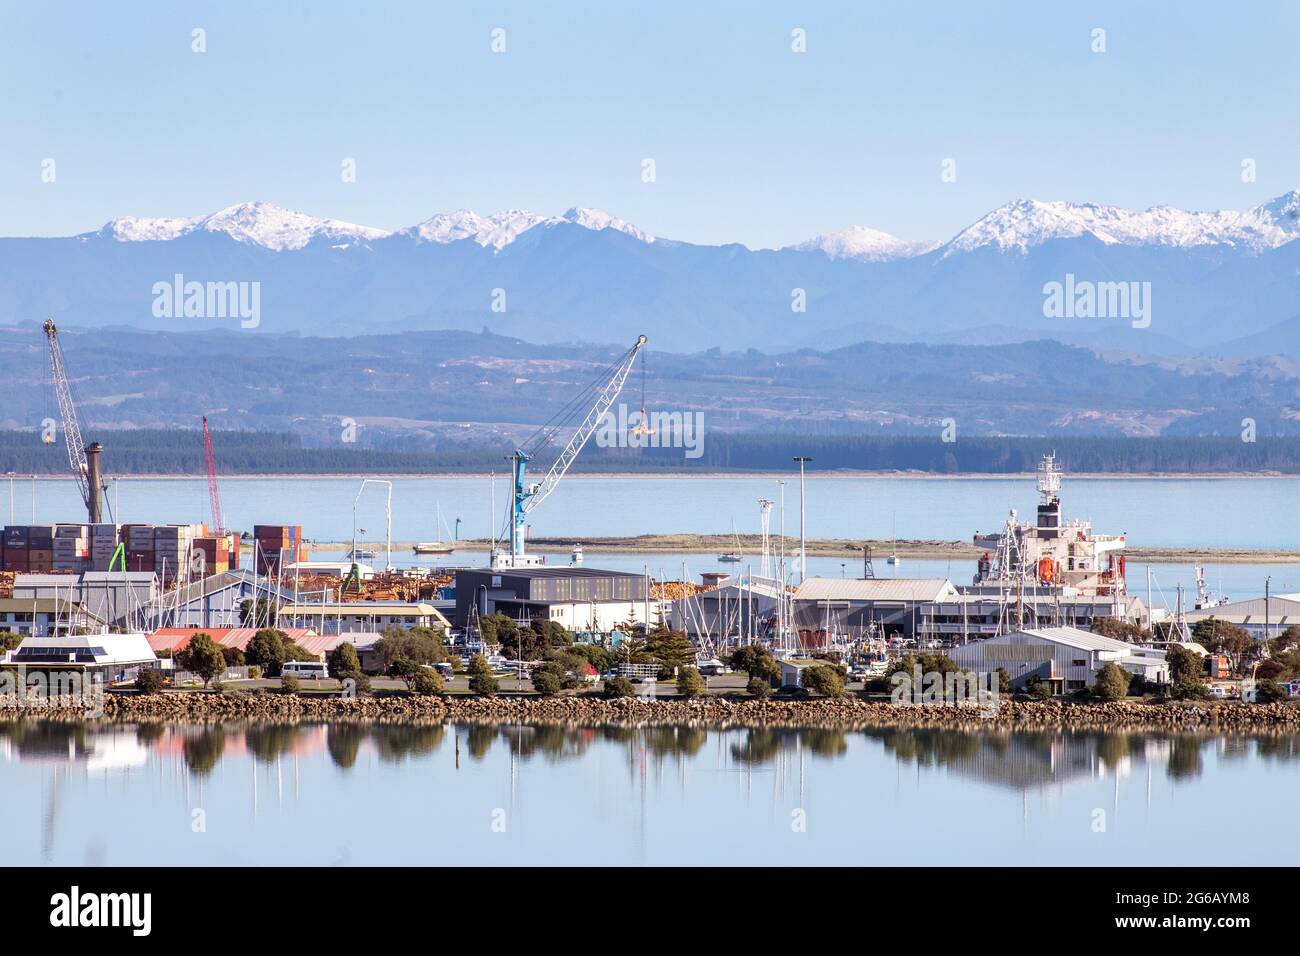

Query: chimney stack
left=84, top=442, right=103, bottom=523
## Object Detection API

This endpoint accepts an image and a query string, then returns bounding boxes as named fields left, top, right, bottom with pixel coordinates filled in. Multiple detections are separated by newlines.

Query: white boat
left=414, top=506, right=458, bottom=555
left=718, top=519, right=742, bottom=563
left=886, top=515, right=900, bottom=565
left=571, top=543, right=584, bottom=565
left=413, top=541, right=455, bottom=555
left=346, top=547, right=377, bottom=560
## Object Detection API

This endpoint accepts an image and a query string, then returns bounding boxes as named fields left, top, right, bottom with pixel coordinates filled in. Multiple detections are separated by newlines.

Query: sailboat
left=886, top=515, right=901, bottom=566
left=414, top=506, right=459, bottom=555
left=718, top=519, right=742, bottom=563
left=347, top=528, right=377, bottom=561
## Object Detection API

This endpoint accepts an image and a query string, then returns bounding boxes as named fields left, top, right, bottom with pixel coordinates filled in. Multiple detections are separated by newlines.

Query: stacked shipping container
left=0, top=523, right=243, bottom=576
left=253, top=524, right=307, bottom=576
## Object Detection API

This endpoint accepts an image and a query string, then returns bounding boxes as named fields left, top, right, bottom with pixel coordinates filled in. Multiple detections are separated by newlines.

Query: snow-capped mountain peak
left=558, top=207, right=654, bottom=242
left=405, top=206, right=653, bottom=250
left=788, top=225, right=939, bottom=261
left=103, top=201, right=391, bottom=251
left=946, top=194, right=1300, bottom=255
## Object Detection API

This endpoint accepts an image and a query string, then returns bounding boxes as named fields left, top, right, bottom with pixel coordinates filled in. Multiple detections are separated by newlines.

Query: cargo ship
left=971, top=453, right=1126, bottom=597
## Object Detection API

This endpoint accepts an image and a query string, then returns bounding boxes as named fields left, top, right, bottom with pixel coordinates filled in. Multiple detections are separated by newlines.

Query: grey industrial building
left=453, top=567, right=649, bottom=631
left=11, top=572, right=158, bottom=629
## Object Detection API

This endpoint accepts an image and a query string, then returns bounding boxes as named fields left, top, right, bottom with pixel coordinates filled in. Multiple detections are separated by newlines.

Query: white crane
left=494, top=335, right=647, bottom=569
left=43, top=319, right=106, bottom=522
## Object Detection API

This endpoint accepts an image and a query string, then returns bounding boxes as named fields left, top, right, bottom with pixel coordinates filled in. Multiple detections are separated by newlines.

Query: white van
left=282, top=661, right=328, bottom=680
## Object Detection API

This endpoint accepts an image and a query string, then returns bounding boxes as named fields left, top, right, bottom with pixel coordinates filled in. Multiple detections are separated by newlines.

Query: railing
left=171, top=665, right=255, bottom=685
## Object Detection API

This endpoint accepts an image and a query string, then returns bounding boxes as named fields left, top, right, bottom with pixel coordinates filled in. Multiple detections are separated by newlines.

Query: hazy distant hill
left=4, top=324, right=1300, bottom=444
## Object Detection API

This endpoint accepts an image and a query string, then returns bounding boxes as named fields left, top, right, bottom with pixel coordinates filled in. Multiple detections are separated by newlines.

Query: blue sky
left=2, top=1, right=1298, bottom=248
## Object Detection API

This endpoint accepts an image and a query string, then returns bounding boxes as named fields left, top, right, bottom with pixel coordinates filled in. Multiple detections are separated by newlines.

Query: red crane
left=201, top=416, right=224, bottom=535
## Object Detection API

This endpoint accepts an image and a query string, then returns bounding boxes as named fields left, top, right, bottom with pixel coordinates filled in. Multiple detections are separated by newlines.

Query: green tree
left=565, top=642, right=612, bottom=675
left=477, top=612, right=516, bottom=648
left=499, top=626, right=546, bottom=661
left=727, top=644, right=780, bottom=682
left=387, top=655, right=423, bottom=690
left=327, top=642, right=362, bottom=679
left=176, top=632, right=226, bottom=687
left=1193, top=618, right=1255, bottom=674
left=995, top=667, right=1011, bottom=694
left=1094, top=662, right=1132, bottom=701
left=1026, top=678, right=1053, bottom=699
left=746, top=676, right=772, bottom=698
left=676, top=666, right=706, bottom=698
left=1090, top=618, right=1150, bottom=643
left=603, top=676, right=635, bottom=698
left=220, top=646, right=245, bottom=667
left=467, top=653, right=499, bottom=696
left=245, top=629, right=291, bottom=676
left=646, top=628, right=695, bottom=677
left=532, top=668, right=564, bottom=696
left=136, top=667, right=165, bottom=694
left=533, top=619, right=573, bottom=648
left=1166, top=644, right=1209, bottom=698
left=1273, top=626, right=1300, bottom=653
left=1253, top=679, right=1289, bottom=704
left=373, top=626, right=447, bottom=672
left=802, top=664, right=846, bottom=698
left=412, top=669, right=444, bottom=695
left=281, top=674, right=301, bottom=694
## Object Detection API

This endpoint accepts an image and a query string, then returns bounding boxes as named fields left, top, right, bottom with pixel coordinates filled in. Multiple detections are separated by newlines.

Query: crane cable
left=518, top=343, right=635, bottom=459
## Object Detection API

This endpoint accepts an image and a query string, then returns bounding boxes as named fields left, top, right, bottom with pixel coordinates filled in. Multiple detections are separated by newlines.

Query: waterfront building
left=453, top=567, right=651, bottom=633
left=0, top=597, right=106, bottom=636
left=1184, top=594, right=1300, bottom=639
left=276, top=600, right=451, bottom=635
left=3, top=633, right=157, bottom=682
left=792, top=577, right=960, bottom=641
left=11, top=572, right=158, bottom=629
left=946, top=626, right=1168, bottom=694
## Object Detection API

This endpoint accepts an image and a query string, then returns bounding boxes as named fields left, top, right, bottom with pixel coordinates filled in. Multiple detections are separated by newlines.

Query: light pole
left=1265, top=575, right=1272, bottom=642
left=793, top=457, right=812, bottom=584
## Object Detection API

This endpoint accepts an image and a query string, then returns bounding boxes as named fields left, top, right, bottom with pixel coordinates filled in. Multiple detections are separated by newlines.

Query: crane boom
left=496, top=334, right=647, bottom=568
left=43, top=319, right=100, bottom=520
left=202, top=416, right=224, bottom=534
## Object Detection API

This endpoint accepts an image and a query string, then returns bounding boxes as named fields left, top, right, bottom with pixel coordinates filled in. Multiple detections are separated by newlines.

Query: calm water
left=6, top=473, right=1300, bottom=550
left=4, top=720, right=1296, bottom=866
left=5, top=474, right=1296, bottom=605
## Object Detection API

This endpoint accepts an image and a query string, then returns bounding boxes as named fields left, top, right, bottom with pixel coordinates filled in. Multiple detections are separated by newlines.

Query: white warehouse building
left=947, top=627, right=1168, bottom=695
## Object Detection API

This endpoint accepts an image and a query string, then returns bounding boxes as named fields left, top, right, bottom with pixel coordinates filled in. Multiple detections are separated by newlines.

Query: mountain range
left=4, top=194, right=1300, bottom=354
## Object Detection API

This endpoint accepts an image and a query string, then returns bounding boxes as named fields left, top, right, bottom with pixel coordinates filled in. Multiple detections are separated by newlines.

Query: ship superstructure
left=972, top=454, right=1126, bottom=597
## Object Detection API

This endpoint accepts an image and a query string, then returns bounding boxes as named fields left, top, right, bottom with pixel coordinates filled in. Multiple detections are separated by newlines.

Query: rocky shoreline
left=4, top=691, right=1300, bottom=731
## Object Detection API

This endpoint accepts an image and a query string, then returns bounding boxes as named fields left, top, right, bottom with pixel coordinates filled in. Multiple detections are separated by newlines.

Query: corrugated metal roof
left=1185, top=596, right=1300, bottom=624
left=295, top=631, right=381, bottom=655
left=1015, top=626, right=1148, bottom=653
left=148, top=627, right=317, bottom=652
left=794, top=577, right=958, bottom=603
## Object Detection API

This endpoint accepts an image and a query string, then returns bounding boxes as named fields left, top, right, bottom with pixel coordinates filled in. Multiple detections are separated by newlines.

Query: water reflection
left=6, top=719, right=1300, bottom=865
left=5, top=719, right=1296, bottom=789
